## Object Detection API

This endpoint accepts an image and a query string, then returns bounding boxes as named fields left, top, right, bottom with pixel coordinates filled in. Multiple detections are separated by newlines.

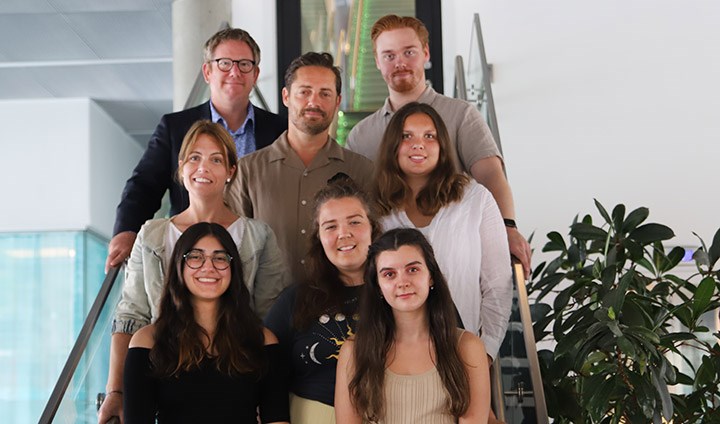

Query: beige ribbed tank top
left=377, top=367, right=456, bottom=424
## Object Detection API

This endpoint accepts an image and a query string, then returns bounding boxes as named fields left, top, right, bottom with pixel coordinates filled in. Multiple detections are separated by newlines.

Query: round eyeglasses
left=183, top=250, right=233, bottom=270
left=211, top=58, right=256, bottom=73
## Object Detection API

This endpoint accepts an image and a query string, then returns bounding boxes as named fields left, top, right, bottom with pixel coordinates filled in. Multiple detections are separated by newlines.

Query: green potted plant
left=528, top=200, right=720, bottom=423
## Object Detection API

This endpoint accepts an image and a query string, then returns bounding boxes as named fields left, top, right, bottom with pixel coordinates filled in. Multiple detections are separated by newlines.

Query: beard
left=292, top=107, right=333, bottom=135
left=387, top=69, right=422, bottom=93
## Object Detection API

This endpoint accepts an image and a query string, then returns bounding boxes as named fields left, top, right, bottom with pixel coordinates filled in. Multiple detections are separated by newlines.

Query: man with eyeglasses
left=105, top=28, right=287, bottom=273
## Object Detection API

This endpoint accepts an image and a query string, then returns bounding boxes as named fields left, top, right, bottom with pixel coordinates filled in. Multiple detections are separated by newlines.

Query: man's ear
left=202, top=62, right=211, bottom=83
left=282, top=87, right=290, bottom=107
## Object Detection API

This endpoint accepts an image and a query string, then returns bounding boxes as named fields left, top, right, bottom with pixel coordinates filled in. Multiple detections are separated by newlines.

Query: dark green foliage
left=528, top=200, right=720, bottom=423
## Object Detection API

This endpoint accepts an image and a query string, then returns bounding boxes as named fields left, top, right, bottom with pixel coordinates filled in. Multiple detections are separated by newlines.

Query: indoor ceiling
left=0, top=0, right=174, bottom=146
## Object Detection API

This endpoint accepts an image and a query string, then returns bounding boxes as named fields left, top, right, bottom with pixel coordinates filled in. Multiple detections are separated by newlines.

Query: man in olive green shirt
left=228, top=52, right=373, bottom=281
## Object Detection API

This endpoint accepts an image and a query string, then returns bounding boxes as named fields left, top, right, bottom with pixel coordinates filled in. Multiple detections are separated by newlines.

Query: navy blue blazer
left=113, top=101, right=287, bottom=235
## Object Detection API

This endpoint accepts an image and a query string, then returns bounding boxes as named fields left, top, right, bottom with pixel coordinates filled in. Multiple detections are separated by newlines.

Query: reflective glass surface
left=0, top=231, right=112, bottom=422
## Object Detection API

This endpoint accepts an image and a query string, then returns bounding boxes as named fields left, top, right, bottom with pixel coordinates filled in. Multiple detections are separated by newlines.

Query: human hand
left=105, top=231, right=137, bottom=273
left=97, top=391, right=123, bottom=424
left=506, top=226, right=531, bottom=279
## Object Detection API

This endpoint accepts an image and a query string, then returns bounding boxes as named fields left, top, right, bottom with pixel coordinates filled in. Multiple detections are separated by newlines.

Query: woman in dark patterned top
left=264, top=176, right=382, bottom=424
left=123, top=222, right=289, bottom=424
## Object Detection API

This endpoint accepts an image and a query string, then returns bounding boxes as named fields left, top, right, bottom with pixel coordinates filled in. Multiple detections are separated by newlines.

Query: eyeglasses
left=211, top=58, right=256, bottom=73
left=183, top=250, right=233, bottom=270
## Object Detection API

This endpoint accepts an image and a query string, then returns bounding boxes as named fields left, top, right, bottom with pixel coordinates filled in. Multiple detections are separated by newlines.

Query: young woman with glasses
left=99, top=120, right=288, bottom=422
left=123, top=222, right=289, bottom=423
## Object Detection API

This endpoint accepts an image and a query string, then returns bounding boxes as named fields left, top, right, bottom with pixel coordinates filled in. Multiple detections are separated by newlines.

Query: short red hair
left=371, top=14, right=429, bottom=53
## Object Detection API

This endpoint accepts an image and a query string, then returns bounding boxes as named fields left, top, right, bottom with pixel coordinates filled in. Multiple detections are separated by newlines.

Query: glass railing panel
left=50, top=267, right=123, bottom=424
left=0, top=230, right=109, bottom=422
left=465, top=14, right=502, bottom=155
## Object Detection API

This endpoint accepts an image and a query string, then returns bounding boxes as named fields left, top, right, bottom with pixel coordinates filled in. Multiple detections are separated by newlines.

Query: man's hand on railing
left=105, top=231, right=137, bottom=273
left=507, top=227, right=531, bottom=279
left=97, top=391, right=123, bottom=424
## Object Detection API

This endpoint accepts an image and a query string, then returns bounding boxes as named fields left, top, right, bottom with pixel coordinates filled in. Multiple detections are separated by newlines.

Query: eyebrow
left=189, top=150, right=224, bottom=156
left=378, top=260, right=423, bottom=273
left=380, top=45, right=420, bottom=54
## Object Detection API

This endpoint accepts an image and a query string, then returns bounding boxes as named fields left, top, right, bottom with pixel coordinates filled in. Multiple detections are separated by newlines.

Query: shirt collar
left=381, top=83, right=435, bottom=116
left=209, top=100, right=254, bottom=133
left=267, top=131, right=345, bottom=162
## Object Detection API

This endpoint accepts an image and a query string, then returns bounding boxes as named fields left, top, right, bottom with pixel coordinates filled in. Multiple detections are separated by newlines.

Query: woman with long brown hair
left=335, top=228, right=490, bottom=423
left=123, top=222, right=289, bottom=422
left=100, top=120, right=287, bottom=422
left=264, top=175, right=382, bottom=424
left=372, top=102, right=512, bottom=363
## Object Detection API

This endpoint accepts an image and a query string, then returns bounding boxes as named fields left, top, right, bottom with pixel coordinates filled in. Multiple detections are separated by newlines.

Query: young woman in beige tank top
left=335, top=228, right=490, bottom=423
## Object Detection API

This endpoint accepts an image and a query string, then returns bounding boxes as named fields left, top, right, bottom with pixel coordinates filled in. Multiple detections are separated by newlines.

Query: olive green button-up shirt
left=228, top=131, right=374, bottom=282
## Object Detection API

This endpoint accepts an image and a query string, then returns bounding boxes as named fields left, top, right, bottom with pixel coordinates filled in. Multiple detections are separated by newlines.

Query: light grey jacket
left=112, top=217, right=289, bottom=334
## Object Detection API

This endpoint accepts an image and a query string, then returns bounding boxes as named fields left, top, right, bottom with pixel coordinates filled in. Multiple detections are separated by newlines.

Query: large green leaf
left=544, top=231, right=568, bottom=253
left=622, top=206, right=649, bottom=233
left=693, top=356, right=716, bottom=390
left=651, top=361, right=673, bottom=420
left=628, top=223, right=675, bottom=245
left=708, top=227, right=720, bottom=267
left=594, top=199, right=613, bottom=226
left=691, top=276, right=716, bottom=317
left=571, top=222, right=608, bottom=242
left=611, top=203, right=626, bottom=233
left=662, top=246, right=686, bottom=273
left=584, top=374, right=617, bottom=421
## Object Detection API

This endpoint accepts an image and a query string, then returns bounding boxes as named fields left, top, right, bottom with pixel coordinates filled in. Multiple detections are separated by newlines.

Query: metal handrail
left=38, top=266, right=122, bottom=424
left=454, top=55, right=467, bottom=101
left=513, top=262, right=549, bottom=423
left=458, top=14, right=548, bottom=422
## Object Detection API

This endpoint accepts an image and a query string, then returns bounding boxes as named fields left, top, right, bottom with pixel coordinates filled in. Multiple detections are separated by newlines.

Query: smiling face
left=202, top=39, right=259, bottom=106
left=397, top=112, right=440, bottom=185
left=182, top=235, right=232, bottom=302
left=374, top=27, right=429, bottom=94
left=282, top=65, right=341, bottom=136
left=317, top=196, right=373, bottom=285
left=376, top=244, right=432, bottom=314
left=179, top=134, right=235, bottom=198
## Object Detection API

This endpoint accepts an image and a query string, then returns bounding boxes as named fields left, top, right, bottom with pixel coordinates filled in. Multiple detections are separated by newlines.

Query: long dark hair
left=374, top=102, right=469, bottom=216
left=350, top=228, right=470, bottom=420
left=150, top=222, right=265, bottom=377
left=293, top=175, right=383, bottom=329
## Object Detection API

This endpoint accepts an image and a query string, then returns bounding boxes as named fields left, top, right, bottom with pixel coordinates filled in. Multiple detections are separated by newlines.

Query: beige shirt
left=346, top=84, right=501, bottom=172
left=227, top=131, right=374, bottom=282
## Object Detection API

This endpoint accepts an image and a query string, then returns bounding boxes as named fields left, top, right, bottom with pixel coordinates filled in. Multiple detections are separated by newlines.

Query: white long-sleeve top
left=380, top=181, right=513, bottom=359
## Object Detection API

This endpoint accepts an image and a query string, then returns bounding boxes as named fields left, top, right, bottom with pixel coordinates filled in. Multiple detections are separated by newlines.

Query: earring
left=226, top=178, right=231, bottom=183
left=430, top=285, right=434, bottom=290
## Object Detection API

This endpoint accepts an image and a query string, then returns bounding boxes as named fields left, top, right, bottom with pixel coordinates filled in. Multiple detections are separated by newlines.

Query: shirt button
left=301, top=200, right=307, bottom=206
left=300, top=259, right=306, bottom=265
left=301, top=229, right=306, bottom=234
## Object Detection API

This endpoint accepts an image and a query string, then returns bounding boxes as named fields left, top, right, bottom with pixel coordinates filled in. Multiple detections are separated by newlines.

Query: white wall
left=0, top=98, right=142, bottom=237
left=442, top=0, right=720, bottom=251
left=0, top=99, right=90, bottom=232
left=89, top=101, right=145, bottom=237
left=233, top=0, right=279, bottom=112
